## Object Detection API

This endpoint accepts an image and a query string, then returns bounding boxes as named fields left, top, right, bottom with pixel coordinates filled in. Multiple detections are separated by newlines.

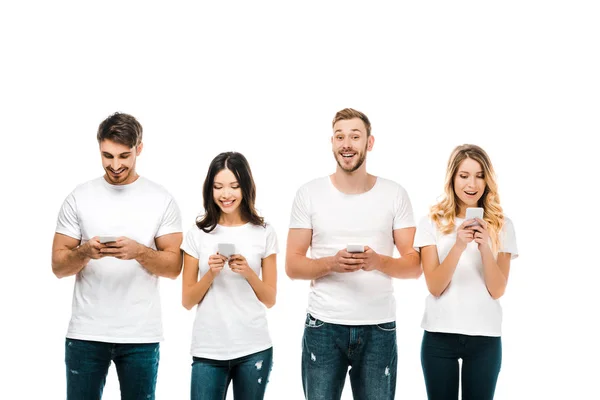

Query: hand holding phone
left=346, top=244, right=365, bottom=253
left=98, top=235, right=118, bottom=244
left=465, top=207, right=484, bottom=228
left=217, top=243, right=235, bottom=258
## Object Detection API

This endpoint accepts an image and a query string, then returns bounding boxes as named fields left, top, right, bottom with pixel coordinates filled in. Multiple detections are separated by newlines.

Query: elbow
left=173, top=259, right=184, bottom=279
left=400, top=260, right=422, bottom=280
left=285, top=268, right=297, bottom=280
left=166, top=262, right=183, bottom=280
left=264, top=298, right=276, bottom=309
left=411, top=255, right=423, bottom=279
left=427, top=283, right=445, bottom=298
left=51, top=263, right=67, bottom=279
left=181, top=289, right=195, bottom=310
left=489, top=288, right=505, bottom=300
left=412, top=264, right=423, bottom=279
left=182, top=298, right=195, bottom=310
left=285, top=260, right=299, bottom=280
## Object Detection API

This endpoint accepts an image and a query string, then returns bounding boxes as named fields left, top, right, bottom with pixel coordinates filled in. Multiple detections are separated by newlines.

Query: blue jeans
left=191, top=347, right=273, bottom=400
left=421, top=331, right=502, bottom=400
left=65, top=338, right=160, bottom=400
left=301, top=314, right=397, bottom=400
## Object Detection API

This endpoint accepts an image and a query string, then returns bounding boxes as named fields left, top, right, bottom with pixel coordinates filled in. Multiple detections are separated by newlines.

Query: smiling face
left=213, top=168, right=243, bottom=217
left=100, top=139, right=142, bottom=185
left=331, top=117, right=373, bottom=173
left=453, top=157, right=486, bottom=211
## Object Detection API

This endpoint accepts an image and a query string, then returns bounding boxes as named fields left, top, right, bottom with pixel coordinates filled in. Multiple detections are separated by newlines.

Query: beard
left=104, top=167, right=132, bottom=184
left=333, top=143, right=368, bottom=173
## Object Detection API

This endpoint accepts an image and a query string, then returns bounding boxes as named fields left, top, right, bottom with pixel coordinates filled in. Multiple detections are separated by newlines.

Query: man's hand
left=331, top=249, right=364, bottom=273
left=100, top=237, right=142, bottom=260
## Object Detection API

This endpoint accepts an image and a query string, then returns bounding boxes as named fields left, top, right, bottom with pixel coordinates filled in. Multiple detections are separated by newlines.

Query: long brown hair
left=196, top=152, right=265, bottom=233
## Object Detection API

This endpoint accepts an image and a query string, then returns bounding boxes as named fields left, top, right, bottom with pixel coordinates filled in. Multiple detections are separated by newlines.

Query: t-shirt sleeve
left=263, top=223, right=279, bottom=258
left=393, top=185, right=416, bottom=230
left=157, top=195, right=183, bottom=238
left=499, top=218, right=518, bottom=259
left=289, top=185, right=312, bottom=229
left=181, top=226, right=201, bottom=259
left=55, top=192, right=81, bottom=240
left=413, top=216, right=437, bottom=251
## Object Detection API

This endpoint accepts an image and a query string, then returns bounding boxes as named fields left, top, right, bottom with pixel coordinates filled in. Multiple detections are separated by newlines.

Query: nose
left=342, top=137, right=353, bottom=148
left=111, top=159, right=121, bottom=170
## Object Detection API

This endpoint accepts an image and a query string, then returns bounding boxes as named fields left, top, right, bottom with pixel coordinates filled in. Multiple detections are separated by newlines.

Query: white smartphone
left=98, top=236, right=118, bottom=243
left=346, top=244, right=365, bottom=253
left=465, top=207, right=484, bottom=227
left=218, top=243, right=235, bottom=258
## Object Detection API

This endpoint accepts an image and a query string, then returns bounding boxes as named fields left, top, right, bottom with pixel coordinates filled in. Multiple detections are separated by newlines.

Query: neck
left=331, top=166, right=376, bottom=194
left=218, top=210, right=245, bottom=226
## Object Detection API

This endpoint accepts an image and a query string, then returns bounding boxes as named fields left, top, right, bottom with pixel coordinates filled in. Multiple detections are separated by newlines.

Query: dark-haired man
left=51, top=112, right=183, bottom=399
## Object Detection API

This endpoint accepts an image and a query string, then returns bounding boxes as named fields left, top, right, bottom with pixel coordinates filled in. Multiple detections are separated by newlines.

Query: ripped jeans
left=191, top=347, right=273, bottom=400
left=302, top=314, right=397, bottom=400
left=64, top=338, right=159, bottom=400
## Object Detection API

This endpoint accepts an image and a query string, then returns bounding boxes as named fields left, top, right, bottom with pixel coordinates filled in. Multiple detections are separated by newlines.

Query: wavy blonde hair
left=430, top=144, right=504, bottom=252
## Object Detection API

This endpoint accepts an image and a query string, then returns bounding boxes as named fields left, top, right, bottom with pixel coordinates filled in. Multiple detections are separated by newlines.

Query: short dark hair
left=97, top=112, right=143, bottom=148
left=196, top=152, right=265, bottom=233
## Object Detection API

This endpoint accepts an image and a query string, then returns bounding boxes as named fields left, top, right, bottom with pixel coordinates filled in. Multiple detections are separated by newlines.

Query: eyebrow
left=458, top=170, right=484, bottom=174
left=213, top=181, right=239, bottom=185
left=334, top=129, right=363, bottom=134
left=102, top=151, right=132, bottom=157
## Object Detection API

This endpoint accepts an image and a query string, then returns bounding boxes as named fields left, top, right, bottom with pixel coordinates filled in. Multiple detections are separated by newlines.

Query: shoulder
left=375, top=177, right=409, bottom=196
left=71, top=177, right=104, bottom=195
left=137, top=177, right=178, bottom=206
left=138, top=177, right=172, bottom=195
left=417, top=215, right=439, bottom=230
left=184, top=223, right=206, bottom=239
left=297, top=176, right=329, bottom=192
left=248, top=220, right=275, bottom=234
left=501, top=215, right=516, bottom=233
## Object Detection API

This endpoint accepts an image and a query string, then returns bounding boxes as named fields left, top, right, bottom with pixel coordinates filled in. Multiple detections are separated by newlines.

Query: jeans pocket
left=304, top=313, right=325, bottom=328
left=375, top=321, right=396, bottom=332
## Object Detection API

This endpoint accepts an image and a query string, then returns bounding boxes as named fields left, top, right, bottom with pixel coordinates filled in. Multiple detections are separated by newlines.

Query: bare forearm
left=52, top=246, right=90, bottom=278
left=286, top=254, right=332, bottom=280
left=426, top=245, right=464, bottom=296
left=246, top=274, right=277, bottom=308
left=480, top=248, right=507, bottom=299
left=182, top=272, right=215, bottom=310
left=378, top=252, right=422, bottom=279
left=136, top=246, right=182, bottom=279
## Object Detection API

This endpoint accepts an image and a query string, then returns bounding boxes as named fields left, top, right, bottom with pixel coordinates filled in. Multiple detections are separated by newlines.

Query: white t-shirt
left=414, top=216, right=519, bottom=337
left=181, top=222, right=278, bottom=360
left=55, top=176, right=182, bottom=343
left=289, top=176, right=415, bottom=325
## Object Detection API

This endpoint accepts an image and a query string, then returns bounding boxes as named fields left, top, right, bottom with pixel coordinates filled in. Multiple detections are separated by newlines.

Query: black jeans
left=421, top=331, right=502, bottom=400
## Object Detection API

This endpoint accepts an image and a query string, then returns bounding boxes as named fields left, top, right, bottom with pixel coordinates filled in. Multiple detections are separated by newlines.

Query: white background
left=1, top=1, right=598, bottom=399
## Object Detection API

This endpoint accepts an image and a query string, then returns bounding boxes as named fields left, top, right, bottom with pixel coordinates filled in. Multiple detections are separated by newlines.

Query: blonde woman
left=414, top=144, right=518, bottom=400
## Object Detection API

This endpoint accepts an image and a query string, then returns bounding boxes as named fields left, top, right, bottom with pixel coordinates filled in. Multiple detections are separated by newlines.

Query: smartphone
left=218, top=243, right=235, bottom=258
left=346, top=244, right=365, bottom=253
left=98, top=236, right=118, bottom=243
left=465, top=207, right=484, bottom=227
